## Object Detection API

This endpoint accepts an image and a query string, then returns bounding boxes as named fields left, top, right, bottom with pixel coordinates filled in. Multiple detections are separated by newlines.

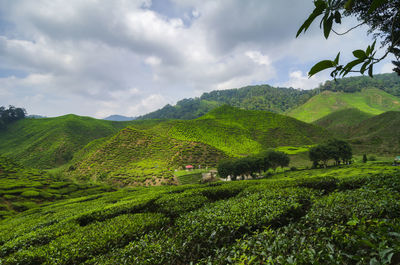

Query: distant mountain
left=0, top=115, right=132, bottom=168
left=287, top=88, right=400, bottom=123
left=103, top=115, right=136, bottom=121
left=26, top=114, right=46, bottom=119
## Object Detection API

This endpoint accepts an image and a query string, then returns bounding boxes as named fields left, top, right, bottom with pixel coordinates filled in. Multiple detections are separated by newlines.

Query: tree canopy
left=217, top=150, right=289, bottom=180
left=0, top=106, right=27, bottom=129
left=298, top=0, right=400, bottom=78
left=309, top=139, right=353, bottom=167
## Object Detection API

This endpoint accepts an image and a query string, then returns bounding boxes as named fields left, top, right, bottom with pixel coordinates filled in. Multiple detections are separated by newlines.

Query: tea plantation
left=1, top=162, right=399, bottom=264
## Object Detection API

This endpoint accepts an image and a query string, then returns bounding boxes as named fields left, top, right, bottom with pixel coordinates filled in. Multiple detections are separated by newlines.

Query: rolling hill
left=136, top=73, right=400, bottom=121
left=0, top=115, right=132, bottom=169
left=346, top=111, right=400, bottom=154
left=313, top=108, right=374, bottom=137
left=68, top=106, right=331, bottom=185
left=287, top=88, right=400, bottom=123
left=68, top=126, right=227, bottom=186
left=158, top=105, right=332, bottom=156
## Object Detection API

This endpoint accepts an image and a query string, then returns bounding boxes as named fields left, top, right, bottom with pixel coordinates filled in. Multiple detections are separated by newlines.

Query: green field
left=288, top=88, right=400, bottom=123
left=1, top=161, right=400, bottom=264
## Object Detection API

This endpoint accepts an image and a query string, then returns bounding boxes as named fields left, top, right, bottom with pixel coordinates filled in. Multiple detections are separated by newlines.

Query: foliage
left=217, top=150, right=290, bottom=179
left=298, top=0, right=399, bottom=78
left=0, top=162, right=399, bottom=264
left=309, top=139, right=352, bottom=167
left=0, top=105, right=26, bottom=130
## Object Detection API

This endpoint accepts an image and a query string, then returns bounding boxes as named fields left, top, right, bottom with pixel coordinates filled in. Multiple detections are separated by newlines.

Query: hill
left=136, top=73, right=400, bottom=121
left=287, top=88, right=400, bottom=123
left=68, top=126, right=227, bottom=185
left=1, top=163, right=399, bottom=264
left=313, top=108, right=374, bottom=137
left=158, top=105, right=331, bottom=156
left=68, top=106, right=330, bottom=185
left=0, top=115, right=132, bottom=169
left=137, top=85, right=315, bottom=120
left=346, top=111, right=400, bottom=154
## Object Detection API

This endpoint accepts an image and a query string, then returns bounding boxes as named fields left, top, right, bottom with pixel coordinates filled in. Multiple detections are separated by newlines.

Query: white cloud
left=280, top=70, right=327, bottom=90
left=0, top=0, right=378, bottom=117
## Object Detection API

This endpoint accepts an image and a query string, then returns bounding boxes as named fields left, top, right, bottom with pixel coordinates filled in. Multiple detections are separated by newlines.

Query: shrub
left=20, top=190, right=40, bottom=198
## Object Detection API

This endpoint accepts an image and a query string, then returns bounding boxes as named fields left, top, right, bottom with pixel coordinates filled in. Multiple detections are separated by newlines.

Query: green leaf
left=296, top=1, right=326, bottom=37
left=323, top=14, right=334, bottom=39
left=368, top=0, right=387, bottom=14
left=360, top=61, right=370, bottom=74
left=334, top=52, right=340, bottom=65
left=353, top=49, right=366, bottom=59
left=341, top=58, right=364, bottom=76
left=334, top=11, right=341, bottom=24
left=368, top=64, right=374, bottom=77
left=308, top=60, right=335, bottom=77
left=344, top=0, right=354, bottom=10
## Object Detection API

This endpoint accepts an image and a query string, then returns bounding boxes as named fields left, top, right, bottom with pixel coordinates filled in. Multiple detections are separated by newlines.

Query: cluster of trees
left=309, top=139, right=352, bottom=168
left=217, top=150, right=290, bottom=180
left=0, top=106, right=26, bottom=129
left=316, top=73, right=400, bottom=95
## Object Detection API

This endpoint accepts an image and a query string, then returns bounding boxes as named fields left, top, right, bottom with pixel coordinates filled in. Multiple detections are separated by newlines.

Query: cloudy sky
left=0, top=0, right=395, bottom=118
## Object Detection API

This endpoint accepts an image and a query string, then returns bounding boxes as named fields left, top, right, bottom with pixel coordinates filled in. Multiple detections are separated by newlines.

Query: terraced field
left=1, top=162, right=399, bottom=264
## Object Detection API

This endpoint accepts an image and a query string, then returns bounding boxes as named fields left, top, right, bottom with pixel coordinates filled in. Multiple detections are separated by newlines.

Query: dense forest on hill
left=137, top=85, right=315, bottom=120
left=318, top=73, right=400, bottom=95
left=137, top=73, right=400, bottom=121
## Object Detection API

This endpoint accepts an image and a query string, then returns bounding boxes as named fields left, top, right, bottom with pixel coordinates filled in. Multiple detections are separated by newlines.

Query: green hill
left=68, top=106, right=330, bottom=185
left=136, top=73, right=400, bottom=121
left=69, top=127, right=227, bottom=186
left=158, top=105, right=331, bottom=156
left=0, top=115, right=131, bottom=169
left=137, top=85, right=315, bottom=120
left=346, top=111, right=400, bottom=154
left=287, top=88, right=400, bottom=123
left=313, top=108, right=374, bottom=137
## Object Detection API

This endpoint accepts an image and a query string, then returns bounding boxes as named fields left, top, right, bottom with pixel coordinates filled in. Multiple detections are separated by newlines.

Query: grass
left=288, top=88, right=400, bottom=123
left=0, top=115, right=132, bottom=168
left=1, top=161, right=400, bottom=264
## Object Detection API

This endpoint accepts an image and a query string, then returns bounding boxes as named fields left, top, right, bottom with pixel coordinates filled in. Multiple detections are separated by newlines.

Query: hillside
left=313, top=108, right=374, bottom=137
left=0, top=115, right=132, bottom=169
left=346, top=111, right=400, bottom=154
left=157, top=105, right=331, bottom=156
left=136, top=73, right=400, bottom=121
left=1, top=163, right=400, bottom=264
left=137, top=85, right=315, bottom=120
left=287, top=88, right=400, bottom=123
left=68, top=106, right=330, bottom=185
left=69, top=127, right=227, bottom=185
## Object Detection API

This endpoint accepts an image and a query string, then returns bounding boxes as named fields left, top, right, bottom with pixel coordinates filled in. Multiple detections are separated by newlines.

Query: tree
left=363, top=154, right=368, bottom=163
left=0, top=105, right=27, bottom=129
left=266, top=151, right=290, bottom=171
left=297, top=0, right=400, bottom=78
left=217, top=160, right=234, bottom=179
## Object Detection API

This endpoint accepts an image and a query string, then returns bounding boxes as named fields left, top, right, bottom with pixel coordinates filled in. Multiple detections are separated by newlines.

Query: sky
left=0, top=0, right=395, bottom=118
